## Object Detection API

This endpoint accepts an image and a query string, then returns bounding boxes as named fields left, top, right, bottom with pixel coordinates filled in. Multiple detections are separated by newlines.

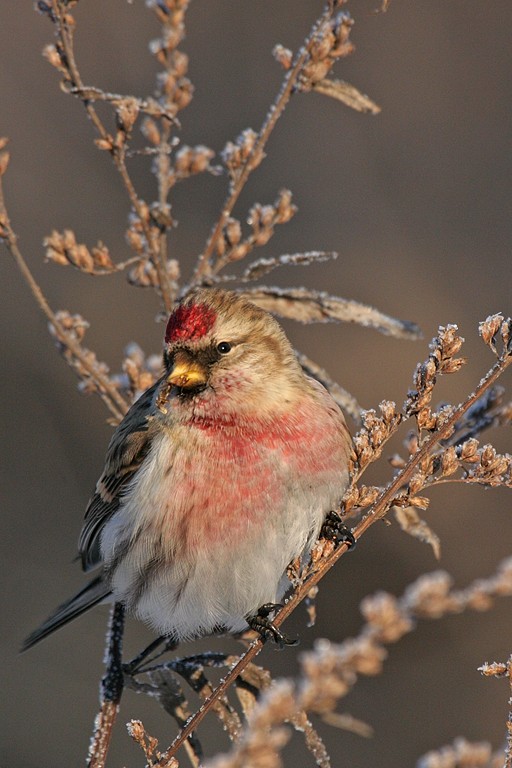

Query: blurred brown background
left=1, top=1, right=511, bottom=766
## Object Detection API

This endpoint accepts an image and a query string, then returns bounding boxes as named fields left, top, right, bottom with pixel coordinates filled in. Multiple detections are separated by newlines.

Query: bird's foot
left=123, top=635, right=178, bottom=675
left=247, top=603, right=299, bottom=649
left=320, top=510, right=356, bottom=549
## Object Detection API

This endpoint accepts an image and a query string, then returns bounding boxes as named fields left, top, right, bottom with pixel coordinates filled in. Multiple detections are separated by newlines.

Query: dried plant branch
left=352, top=340, right=512, bottom=542
left=192, top=2, right=355, bottom=282
left=203, top=190, right=299, bottom=277
left=127, top=720, right=168, bottom=768
left=241, top=251, right=338, bottom=283
left=126, top=648, right=329, bottom=766
left=479, top=654, right=512, bottom=768
left=288, top=709, right=331, bottom=768
left=44, top=229, right=139, bottom=276
left=6, top=2, right=416, bottom=430
left=416, top=737, right=504, bottom=768
left=68, top=86, right=178, bottom=122
left=170, top=656, right=243, bottom=744
left=203, top=558, right=512, bottom=768
left=204, top=680, right=296, bottom=768
left=126, top=670, right=202, bottom=767
left=88, top=604, right=125, bottom=768
left=43, top=2, right=109, bottom=140
left=296, top=350, right=363, bottom=425
left=25, top=1, right=419, bottom=430
left=0, top=172, right=129, bottom=422
left=41, top=0, right=178, bottom=311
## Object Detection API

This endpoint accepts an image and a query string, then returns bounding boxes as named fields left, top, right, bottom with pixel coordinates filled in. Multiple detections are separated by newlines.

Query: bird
left=22, top=288, right=353, bottom=651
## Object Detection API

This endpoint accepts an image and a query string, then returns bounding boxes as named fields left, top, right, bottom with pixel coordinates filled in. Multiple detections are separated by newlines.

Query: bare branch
left=296, top=350, right=363, bottom=424
left=192, top=4, right=355, bottom=283
left=242, top=251, right=338, bottom=282
left=0, top=176, right=129, bottom=422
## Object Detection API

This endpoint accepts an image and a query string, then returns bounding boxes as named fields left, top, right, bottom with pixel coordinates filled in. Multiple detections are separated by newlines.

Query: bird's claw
left=321, top=511, right=356, bottom=549
left=247, top=603, right=299, bottom=649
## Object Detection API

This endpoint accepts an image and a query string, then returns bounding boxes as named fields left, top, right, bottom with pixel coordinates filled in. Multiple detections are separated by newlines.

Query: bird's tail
left=21, top=575, right=112, bottom=651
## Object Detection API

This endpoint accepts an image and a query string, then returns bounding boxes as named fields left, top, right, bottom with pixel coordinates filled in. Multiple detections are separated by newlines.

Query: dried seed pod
left=359, top=592, right=414, bottom=643
left=342, top=484, right=360, bottom=513
left=408, top=471, right=426, bottom=495
left=224, top=218, right=242, bottom=247
left=140, top=117, right=161, bottom=146
left=116, top=98, right=140, bottom=134
left=50, top=310, right=89, bottom=343
left=128, top=260, right=159, bottom=288
left=357, top=485, right=380, bottom=507
left=94, top=136, right=115, bottom=152
left=403, top=571, right=456, bottom=618
left=500, top=317, right=512, bottom=351
left=479, top=313, right=504, bottom=353
left=272, top=44, right=293, bottom=70
left=458, top=437, right=479, bottom=462
left=42, top=44, right=67, bottom=74
left=274, top=188, right=297, bottom=223
left=91, top=243, right=114, bottom=271
left=222, top=129, right=259, bottom=176
left=440, top=446, right=458, bottom=477
left=174, top=144, right=214, bottom=176
left=44, top=230, right=117, bottom=274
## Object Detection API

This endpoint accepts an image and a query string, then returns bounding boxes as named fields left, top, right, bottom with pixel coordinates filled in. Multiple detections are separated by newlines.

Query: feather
left=79, top=381, right=161, bottom=571
left=21, top=575, right=111, bottom=651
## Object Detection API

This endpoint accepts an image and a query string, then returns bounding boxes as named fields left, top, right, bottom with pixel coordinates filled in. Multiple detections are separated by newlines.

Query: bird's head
left=156, top=288, right=304, bottom=417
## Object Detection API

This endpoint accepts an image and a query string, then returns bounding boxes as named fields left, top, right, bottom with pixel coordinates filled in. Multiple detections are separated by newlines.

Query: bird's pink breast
left=158, top=397, right=346, bottom=554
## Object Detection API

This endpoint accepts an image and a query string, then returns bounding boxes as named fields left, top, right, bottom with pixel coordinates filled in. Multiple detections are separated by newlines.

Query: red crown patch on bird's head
left=165, top=302, right=217, bottom=344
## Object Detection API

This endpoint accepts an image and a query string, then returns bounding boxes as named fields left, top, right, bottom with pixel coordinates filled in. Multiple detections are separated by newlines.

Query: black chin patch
left=174, top=383, right=208, bottom=400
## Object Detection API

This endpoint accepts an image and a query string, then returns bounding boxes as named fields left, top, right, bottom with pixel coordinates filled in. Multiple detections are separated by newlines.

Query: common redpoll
left=23, top=288, right=353, bottom=649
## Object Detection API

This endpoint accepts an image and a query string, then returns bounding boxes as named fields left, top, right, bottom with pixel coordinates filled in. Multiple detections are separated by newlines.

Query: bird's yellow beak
left=167, top=353, right=207, bottom=389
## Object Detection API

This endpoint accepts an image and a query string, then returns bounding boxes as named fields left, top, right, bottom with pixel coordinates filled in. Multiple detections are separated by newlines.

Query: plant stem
left=192, top=4, right=337, bottom=283
left=52, top=1, right=175, bottom=313
left=0, top=177, right=128, bottom=421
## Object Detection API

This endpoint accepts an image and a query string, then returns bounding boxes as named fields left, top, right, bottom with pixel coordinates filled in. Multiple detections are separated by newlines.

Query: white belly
left=101, top=413, right=347, bottom=640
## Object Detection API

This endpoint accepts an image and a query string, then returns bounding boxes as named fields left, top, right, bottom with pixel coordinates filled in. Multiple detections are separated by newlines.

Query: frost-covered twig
left=192, top=3, right=356, bottom=282
left=0, top=165, right=129, bottom=422
left=479, top=654, right=512, bottom=768
left=417, top=737, right=504, bottom=768
left=202, top=559, right=512, bottom=768
left=88, top=604, right=125, bottom=768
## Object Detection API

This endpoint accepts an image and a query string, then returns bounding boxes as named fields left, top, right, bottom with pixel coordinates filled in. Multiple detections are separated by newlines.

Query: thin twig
left=192, top=3, right=338, bottom=283
left=115, top=145, right=175, bottom=313
left=51, top=1, right=175, bottom=312
left=51, top=2, right=108, bottom=140
left=0, top=177, right=128, bottom=421
left=88, top=603, right=125, bottom=768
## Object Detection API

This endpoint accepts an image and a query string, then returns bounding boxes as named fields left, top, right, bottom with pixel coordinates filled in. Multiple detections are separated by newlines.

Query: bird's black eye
left=216, top=341, right=232, bottom=354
